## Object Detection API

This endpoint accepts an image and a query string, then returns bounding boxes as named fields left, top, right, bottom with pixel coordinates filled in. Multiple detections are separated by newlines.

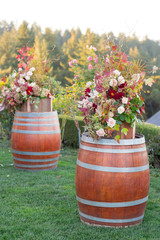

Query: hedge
left=59, top=115, right=160, bottom=148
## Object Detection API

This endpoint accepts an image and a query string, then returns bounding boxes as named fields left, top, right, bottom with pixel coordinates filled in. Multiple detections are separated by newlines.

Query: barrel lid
left=81, top=132, right=145, bottom=145
left=15, top=111, right=57, bottom=117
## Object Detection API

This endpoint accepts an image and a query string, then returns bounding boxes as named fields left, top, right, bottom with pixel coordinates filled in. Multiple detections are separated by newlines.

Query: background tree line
left=0, top=20, right=160, bottom=119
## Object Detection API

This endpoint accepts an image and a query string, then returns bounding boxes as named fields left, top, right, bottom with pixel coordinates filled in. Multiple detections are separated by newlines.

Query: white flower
left=89, top=90, right=99, bottom=98
left=87, top=102, right=93, bottom=108
left=18, top=78, right=25, bottom=85
left=152, top=66, right=158, bottom=73
left=109, top=112, right=114, bottom=118
left=18, top=68, right=22, bottom=72
left=107, top=118, right=116, bottom=128
left=30, top=67, right=35, bottom=72
left=12, top=73, right=16, bottom=78
left=118, top=76, right=125, bottom=85
left=96, top=128, right=105, bottom=137
left=86, top=81, right=92, bottom=88
left=78, top=99, right=89, bottom=108
left=118, top=106, right=125, bottom=114
left=27, top=71, right=33, bottom=76
left=113, top=70, right=121, bottom=76
left=22, top=91, right=27, bottom=97
left=109, top=78, right=117, bottom=87
left=25, top=75, right=30, bottom=81
left=132, top=73, right=140, bottom=82
left=122, top=97, right=128, bottom=104
left=16, top=87, right=21, bottom=93
left=29, top=82, right=36, bottom=87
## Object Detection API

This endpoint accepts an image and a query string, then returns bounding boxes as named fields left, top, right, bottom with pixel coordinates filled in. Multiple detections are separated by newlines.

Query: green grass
left=0, top=140, right=160, bottom=240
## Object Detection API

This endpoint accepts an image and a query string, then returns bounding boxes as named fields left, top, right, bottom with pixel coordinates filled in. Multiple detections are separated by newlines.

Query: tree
left=17, top=21, right=30, bottom=48
left=0, top=27, right=17, bottom=78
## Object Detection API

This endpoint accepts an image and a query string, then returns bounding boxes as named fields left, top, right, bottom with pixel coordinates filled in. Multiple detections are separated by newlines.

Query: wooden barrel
left=11, top=111, right=61, bottom=171
left=75, top=133, right=150, bottom=227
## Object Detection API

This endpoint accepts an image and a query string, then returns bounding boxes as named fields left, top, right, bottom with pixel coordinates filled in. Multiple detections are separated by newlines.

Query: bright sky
left=0, top=0, right=160, bottom=41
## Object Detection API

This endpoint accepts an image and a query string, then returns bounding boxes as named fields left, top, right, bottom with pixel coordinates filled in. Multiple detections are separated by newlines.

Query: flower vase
left=113, top=122, right=136, bottom=139
left=19, top=97, right=52, bottom=113
left=75, top=133, right=150, bottom=227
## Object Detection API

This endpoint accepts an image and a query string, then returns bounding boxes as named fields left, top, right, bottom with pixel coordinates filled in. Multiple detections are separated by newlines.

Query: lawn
left=0, top=139, right=160, bottom=240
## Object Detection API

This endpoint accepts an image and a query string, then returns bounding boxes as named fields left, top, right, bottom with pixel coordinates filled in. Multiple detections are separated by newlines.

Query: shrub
left=59, top=115, right=160, bottom=168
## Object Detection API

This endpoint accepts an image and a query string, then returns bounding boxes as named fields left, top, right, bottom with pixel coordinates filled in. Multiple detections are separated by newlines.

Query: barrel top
left=81, top=133, right=145, bottom=145
left=15, top=111, right=57, bottom=117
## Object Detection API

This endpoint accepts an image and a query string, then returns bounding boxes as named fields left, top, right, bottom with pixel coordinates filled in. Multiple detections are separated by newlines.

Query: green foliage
left=0, top=110, right=14, bottom=139
left=147, top=135, right=160, bottom=168
left=0, top=20, right=160, bottom=119
left=0, top=140, right=160, bottom=239
left=59, top=115, right=84, bottom=148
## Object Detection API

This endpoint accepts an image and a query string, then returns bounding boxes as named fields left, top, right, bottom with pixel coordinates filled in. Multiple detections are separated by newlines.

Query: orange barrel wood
left=11, top=111, right=61, bottom=171
left=75, top=133, right=150, bottom=227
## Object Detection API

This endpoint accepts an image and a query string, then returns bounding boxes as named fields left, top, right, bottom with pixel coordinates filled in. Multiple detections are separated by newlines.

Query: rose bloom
left=87, top=56, right=92, bottom=61
left=118, top=105, right=125, bottom=114
left=72, top=59, right=77, bottom=64
left=118, top=76, right=125, bottom=85
left=109, top=111, right=114, bottom=118
left=113, top=70, right=121, bottom=76
left=109, top=78, right=117, bottom=87
left=107, top=117, right=116, bottom=128
left=94, top=56, right=98, bottom=63
left=96, top=128, right=105, bottom=137
left=122, top=97, right=128, bottom=104
left=68, top=61, right=73, bottom=67
left=88, top=64, right=92, bottom=69
left=86, top=81, right=92, bottom=88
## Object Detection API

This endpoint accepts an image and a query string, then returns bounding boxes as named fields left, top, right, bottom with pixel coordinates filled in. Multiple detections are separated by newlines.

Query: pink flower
left=94, top=56, right=98, bottom=63
left=68, top=61, right=73, bottom=67
left=72, top=59, right=77, bottom=64
left=96, top=128, right=105, bottom=137
left=118, top=106, right=125, bottom=114
left=105, top=57, right=110, bottom=63
left=88, top=64, right=92, bottom=69
left=87, top=56, right=92, bottom=61
left=107, top=118, right=116, bottom=128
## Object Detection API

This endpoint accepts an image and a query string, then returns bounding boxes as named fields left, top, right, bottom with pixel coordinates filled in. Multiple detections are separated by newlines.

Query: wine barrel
left=11, top=111, right=61, bottom=171
left=75, top=133, right=150, bottom=227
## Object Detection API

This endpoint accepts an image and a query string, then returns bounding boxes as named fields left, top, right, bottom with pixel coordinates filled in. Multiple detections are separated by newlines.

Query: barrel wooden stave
left=11, top=111, right=61, bottom=171
left=75, top=134, right=150, bottom=227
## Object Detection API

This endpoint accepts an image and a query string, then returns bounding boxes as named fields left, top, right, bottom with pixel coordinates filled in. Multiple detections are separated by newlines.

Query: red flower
left=108, top=89, right=117, bottom=98
left=119, top=81, right=127, bottom=88
left=115, top=91, right=125, bottom=100
left=26, top=86, right=33, bottom=95
left=108, top=89, right=125, bottom=100
left=112, top=45, right=117, bottom=51
left=85, top=87, right=91, bottom=97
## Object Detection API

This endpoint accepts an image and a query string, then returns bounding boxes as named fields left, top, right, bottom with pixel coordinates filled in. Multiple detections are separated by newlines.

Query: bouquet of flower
left=69, top=43, right=157, bottom=141
left=0, top=46, right=52, bottom=112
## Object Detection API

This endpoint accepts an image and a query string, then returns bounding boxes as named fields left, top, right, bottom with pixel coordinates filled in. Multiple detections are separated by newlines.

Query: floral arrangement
left=0, top=46, right=52, bottom=112
left=69, top=43, right=158, bottom=141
